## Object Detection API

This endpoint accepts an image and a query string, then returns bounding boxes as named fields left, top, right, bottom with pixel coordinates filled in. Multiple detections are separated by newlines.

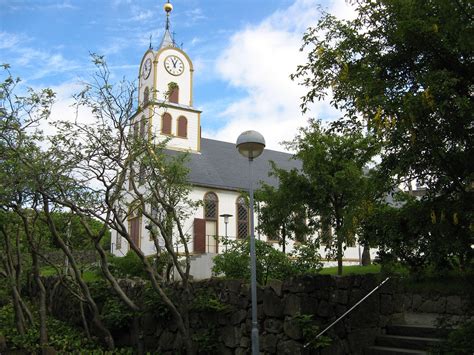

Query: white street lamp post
left=236, top=130, right=265, bottom=355
left=220, top=213, right=232, bottom=251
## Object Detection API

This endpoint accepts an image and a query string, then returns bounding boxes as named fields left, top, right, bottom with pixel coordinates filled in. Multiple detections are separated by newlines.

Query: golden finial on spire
left=164, top=1, right=173, bottom=13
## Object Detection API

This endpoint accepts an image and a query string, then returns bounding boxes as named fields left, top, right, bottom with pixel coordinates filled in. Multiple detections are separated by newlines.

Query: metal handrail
left=304, top=276, right=391, bottom=347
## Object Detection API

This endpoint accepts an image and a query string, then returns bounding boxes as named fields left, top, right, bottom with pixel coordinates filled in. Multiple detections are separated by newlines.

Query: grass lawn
left=40, top=266, right=102, bottom=282
left=319, top=264, right=381, bottom=275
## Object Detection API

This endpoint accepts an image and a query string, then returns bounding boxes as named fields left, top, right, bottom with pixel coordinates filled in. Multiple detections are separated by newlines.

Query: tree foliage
left=256, top=164, right=310, bottom=253
left=292, top=0, right=473, bottom=201
left=213, top=237, right=322, bottom=284
left=292, top=0, right=473, bottom=273
left=274, top=120, right=378, bottom=275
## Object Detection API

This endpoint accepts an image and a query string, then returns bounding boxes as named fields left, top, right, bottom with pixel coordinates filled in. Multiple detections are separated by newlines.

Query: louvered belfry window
left=162, top=113, right=172, bottom=135
left=177, top=116, right=187, bottom=138
left=236, top=196, right=248, bottom=239
left=204, top=192, right=218, bottom=220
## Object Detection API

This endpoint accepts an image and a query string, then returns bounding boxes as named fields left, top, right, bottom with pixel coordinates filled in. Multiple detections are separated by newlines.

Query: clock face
left=142, top=58, right=152, bottom=79
left=164, top=55, right=184, bottom=76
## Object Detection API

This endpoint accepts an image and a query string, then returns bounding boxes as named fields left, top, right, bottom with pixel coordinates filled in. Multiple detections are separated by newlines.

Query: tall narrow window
left=162, top=113, right=172, bottom=135
left=133, top=120, right=139, bottom=138
left=236, top=196, right=249, bottom=239
left=140, top=116, right=146, bottom=138
left=168, top=83, right=179, bottom=104
left=204, top=192, right=218, bottom=253
left=204, top=192, right=218, bottom=220
left=143, top=87, right=149, bottom=106
left=129, top=214, right=141, bottom=248
left=177, top=116, right=187, bottom=138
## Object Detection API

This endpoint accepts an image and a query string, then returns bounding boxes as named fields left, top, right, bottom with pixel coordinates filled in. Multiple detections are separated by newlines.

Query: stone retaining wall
left=41, top=275, right=472, bottom=354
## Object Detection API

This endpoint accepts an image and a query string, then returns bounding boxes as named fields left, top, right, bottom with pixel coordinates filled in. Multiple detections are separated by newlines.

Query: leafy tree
left=1, top=64, right=55, bottom=348
left=284, top=120, right=378, bottom=275
left=292, top=0, right=474, bottom=272
left=256, top=165, right=311, bottom=253
left=47, top=55, right=200, bottom=353
left=292, top=0, right=473, bottom=227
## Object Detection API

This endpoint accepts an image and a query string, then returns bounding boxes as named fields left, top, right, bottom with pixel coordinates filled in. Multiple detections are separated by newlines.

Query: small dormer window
left=168, top=82, right=179, bottom=104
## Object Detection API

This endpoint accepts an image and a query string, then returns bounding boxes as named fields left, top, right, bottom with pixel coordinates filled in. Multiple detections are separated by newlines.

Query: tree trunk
left=32, top=252, right=48, bottom=351
left=361, top=245, right=371, bottom=266
left=337, top=236, right=343, bottom=276
left=282, top=225, right=286, bottom=254
left=42, top=198, right=115, bottom=350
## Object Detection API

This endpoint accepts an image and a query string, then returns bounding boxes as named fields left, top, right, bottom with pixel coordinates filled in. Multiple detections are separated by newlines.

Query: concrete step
left=365, top=345, right=428, bottom=355
left=401, top=312, right=461, bottom=327
left=386, top=324, right=450, bottom=338
left=375, top=334, right=442, bottom=351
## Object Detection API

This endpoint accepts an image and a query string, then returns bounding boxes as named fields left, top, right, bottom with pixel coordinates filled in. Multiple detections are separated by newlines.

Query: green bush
left=108, top=251, right=172, bottom=279
left=362, top=195, right=474, bottom=275
left=0, top=303, right=101, bottom=352
left=435, top=320, right=474, bottom=354
left=213, top=238, right=321, bottom=284
left=290, top=241, right=323, bottom=275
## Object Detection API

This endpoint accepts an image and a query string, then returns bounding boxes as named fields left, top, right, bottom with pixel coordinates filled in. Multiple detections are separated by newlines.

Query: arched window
left=161, top=113, right=172, bottom=135
left=143, top=87, right=149, bottom=106
left=203, top=192, right=219, bottom=253
left=177, top=116, right=187, bottom=138
left=128, top=207, right=142, bottom=249
left=168, top=83, right=179, bottom=104
left=204, top=192, right=218, bottom=220
left=140, top=115, right=146, bottom=138
left=236, top=196, right=248, bottom=239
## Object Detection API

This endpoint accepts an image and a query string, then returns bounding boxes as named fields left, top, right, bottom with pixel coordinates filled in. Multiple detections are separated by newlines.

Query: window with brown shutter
left=140, top=116, right=146, bottom=138
left=194, top=218, right=206, bottom=254
left=130, top=216, right=141, bottom=248
left=162, top=113, right=172, bottom=135
left=177, top=116, right=187, bottom=138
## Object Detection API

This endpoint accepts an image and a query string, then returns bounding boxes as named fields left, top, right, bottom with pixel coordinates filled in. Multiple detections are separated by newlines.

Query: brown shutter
left=194, top=218, right=206, bottom=254
left=169, top=86, right=179, bottom=104
left=162, top=113, right=172, bottom=134
left=140, top=116, right=146, bottom=138
left=177, top=116, right=187, bottom=138
left=130, top=217, right=140, bottom=248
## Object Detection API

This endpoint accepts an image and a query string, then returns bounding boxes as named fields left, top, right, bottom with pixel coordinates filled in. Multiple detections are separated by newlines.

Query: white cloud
left=205, top=0, right=348, bottom=151
left=32, top=81, right=94, bottom=138
left=0, top=31, right=24, bottom=49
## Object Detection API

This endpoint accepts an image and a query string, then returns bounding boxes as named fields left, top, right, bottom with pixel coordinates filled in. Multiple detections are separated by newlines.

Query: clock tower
left=137, top=1, right=201, bottom=152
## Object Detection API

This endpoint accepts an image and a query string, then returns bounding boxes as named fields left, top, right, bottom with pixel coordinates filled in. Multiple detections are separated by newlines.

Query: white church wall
left=110, top=183, right=377, bottom=269
left=151, top=105, right=199, bottom=152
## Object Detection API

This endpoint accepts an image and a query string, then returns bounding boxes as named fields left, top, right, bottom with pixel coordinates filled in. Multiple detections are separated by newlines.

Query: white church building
left=110, top=2, right=373, bottom=278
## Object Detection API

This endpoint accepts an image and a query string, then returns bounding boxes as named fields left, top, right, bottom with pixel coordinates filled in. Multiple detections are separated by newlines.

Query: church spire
left=160, top=1, right=175, bottom=48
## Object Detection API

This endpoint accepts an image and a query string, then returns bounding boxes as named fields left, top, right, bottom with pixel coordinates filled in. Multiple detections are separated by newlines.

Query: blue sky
left=1, top=0, right=356, bottom=150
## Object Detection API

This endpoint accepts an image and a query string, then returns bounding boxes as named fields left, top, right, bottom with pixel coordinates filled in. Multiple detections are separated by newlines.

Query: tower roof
left=159, top=1, right=175, bottom=49
left=160, top=29, right=175, bottom=48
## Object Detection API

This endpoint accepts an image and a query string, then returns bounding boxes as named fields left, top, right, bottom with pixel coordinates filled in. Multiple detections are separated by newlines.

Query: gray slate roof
left=171, top=138, right=301, bottom=191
